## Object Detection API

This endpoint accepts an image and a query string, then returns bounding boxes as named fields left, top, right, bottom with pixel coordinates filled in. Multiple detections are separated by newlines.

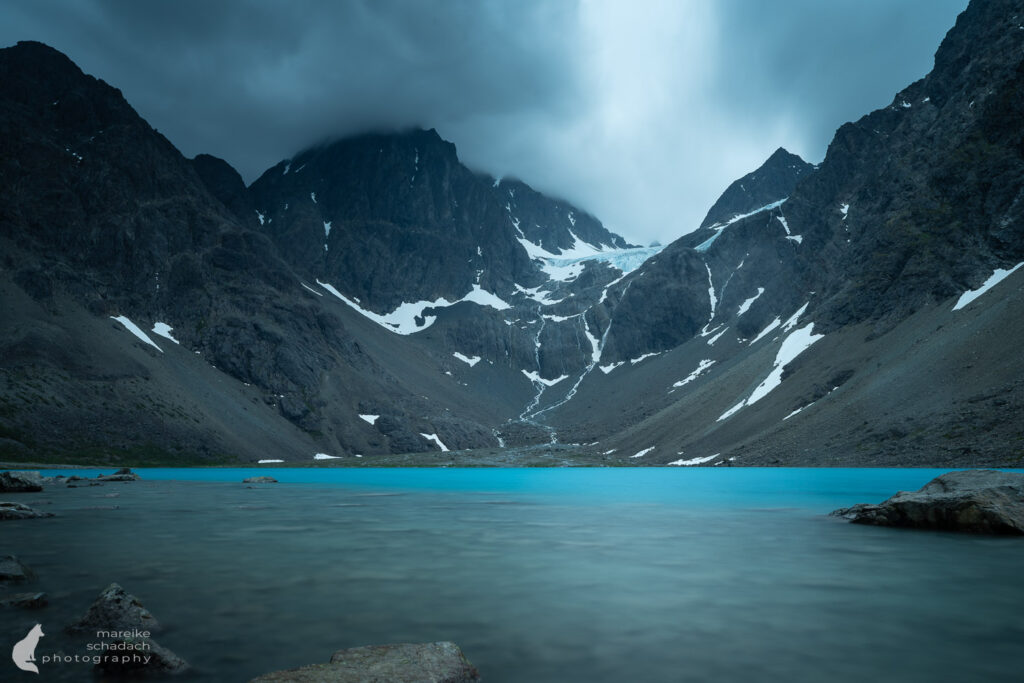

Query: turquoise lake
left=5, top=468, right=1024, bottom=681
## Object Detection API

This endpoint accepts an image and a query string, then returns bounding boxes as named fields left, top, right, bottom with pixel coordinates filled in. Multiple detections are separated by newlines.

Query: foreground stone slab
left=831, top=469, right=1024, bottom=534
left=97, top=468, right=141, bottom=482
left=243, top=476, right=279, bottom=483
left=0, top=591, right=47, bottom=609
left=0, top=502, right=54, bottom=520
left=0, top=555, right=35, bottom=583
left=250, top=641, right=481, bottom=682
left=67, top=583, right=161, bottom=632
left=0, top=471, right=43, bottom=493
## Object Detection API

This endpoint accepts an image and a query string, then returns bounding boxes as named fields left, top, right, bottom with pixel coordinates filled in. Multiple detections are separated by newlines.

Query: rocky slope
left=543, top=0, right=1024, bottom=466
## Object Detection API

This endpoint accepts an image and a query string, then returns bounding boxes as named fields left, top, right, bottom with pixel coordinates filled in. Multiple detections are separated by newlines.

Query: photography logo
left=12, top=623, right=44, bottom=674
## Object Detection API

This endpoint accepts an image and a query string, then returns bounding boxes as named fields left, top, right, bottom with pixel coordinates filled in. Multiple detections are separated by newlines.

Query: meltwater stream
left=4, top=468, right=1024, bottom=682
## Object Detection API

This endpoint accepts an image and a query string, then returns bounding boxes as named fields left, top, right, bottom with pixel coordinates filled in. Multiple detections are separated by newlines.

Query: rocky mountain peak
left=698, top=147, right=813, bottom=230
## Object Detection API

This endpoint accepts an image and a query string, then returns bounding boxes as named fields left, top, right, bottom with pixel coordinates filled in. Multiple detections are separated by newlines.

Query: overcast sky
left=1, top=0, right=968, bottom=245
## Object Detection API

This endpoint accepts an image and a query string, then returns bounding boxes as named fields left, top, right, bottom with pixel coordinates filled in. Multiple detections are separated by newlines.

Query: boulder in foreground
left=0, top=471, right=43, bottom=493
left=67, top=583, right=161, bottom=632
left=0, top=501, right=55, bottom=520
left=97, top=468, right=141, bottom=482
left=250, top=641, right=481, bottom=682
left=0, top=555, right=35, bottom=583
left=0, top=592, right=48, bottom=609
left=831, top=469, right=1024, bottom=534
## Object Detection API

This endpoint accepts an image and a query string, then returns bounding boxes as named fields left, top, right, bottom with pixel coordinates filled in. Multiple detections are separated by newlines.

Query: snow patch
left=310, top=192, right=317, bottom=203
left=706, top=328, right=728, bottom=346
left=630, top=352, right=661, bottom=365
left=420, top=433, right=449, bottom=452
left=314, top=453, right=342, bottom=460
left=599, top=361, right=625, bottom=374
left=358, top=414, right=379, bottom=425
left=668, top=453, right=719, bottom=466
left=952, top=263, right=1024, bottom=311
left=631, top=447, right=655, bottom=459
left=111, top=316, right=162, bottom=352
left=785, top=235, right=803, bottom=244
left=718, top=324, right=824, bottom=421
left=151, top=322, right=179, bottom=344
left=521, top=369, right=569, bottom=386
left=318, top=280, right=510, bottom=334
left=737, top=288, right=764, bottom=316
left=672, top=359, right=716, bottom=388
left=301, top=282, right=324, bottom=296
left=453, top=352, right=481, bottom=367
left=258, top=459, right=284, bottom=464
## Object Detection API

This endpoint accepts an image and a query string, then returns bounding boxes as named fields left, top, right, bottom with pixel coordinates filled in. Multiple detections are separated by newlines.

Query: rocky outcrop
left=0, top=591, right=47, bottom=609
left=97, top=467, right=140, bottom=482
left=243, top=476, right=278, bottom=484
left=0, top=555, right=35, bottom=582
left=0, top=502, right=54, bottom=520
left=0, top=471, right=43, bottom=492
left=697, top=147, right=814, bottom=230
left=250, top=641, right=481, bottom=683
left=68, top=583, right=161, bottom=632
left=831, top=470, right=1024, bottom=534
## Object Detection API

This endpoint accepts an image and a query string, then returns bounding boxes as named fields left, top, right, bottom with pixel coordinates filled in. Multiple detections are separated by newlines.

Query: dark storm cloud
left=711, top=0, right=968, bottom=159
left=0, top=0, right=587, bottom=179
left=0, top=0, right=968, bottom=244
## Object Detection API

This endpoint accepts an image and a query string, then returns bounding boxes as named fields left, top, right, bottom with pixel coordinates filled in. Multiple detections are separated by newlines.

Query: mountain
left=542, top=0, right=1024, bottom=466
left=0, top=40, right=649, bottom=463
left=1, top=0, right=1022, bottom=467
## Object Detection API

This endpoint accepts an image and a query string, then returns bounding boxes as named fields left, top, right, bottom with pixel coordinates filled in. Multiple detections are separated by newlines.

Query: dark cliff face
left=698, top=147, right=814, bottom=230
left=246, top=128, right=630, bottom=314
left=0, top=43, right=519, bottom=461
left=796, top=0, right=1024, bottom=332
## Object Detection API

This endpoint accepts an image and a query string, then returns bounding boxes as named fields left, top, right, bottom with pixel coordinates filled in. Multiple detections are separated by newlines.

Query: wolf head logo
left=12, top=623, right=44, bottom=674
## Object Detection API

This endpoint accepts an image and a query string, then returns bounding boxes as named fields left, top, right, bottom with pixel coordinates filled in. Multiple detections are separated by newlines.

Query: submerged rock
left=0, top=501, right=55, bottom=520
left=97, top=468, right=141, bottom=482
left=0, top=471, right=43, bottom=493
left=93, top=636, right=190, bottom=677
left=250, top=641, right=481, bottom=682
left=0, top=555, right=35, bottom=583
left=831, top=469, right=1024, bottom=534
left=68, top=583, right=161, bottom=633
left=243, top=476, right=278, bottom=484
left=0, top=592, right=48, bottom=609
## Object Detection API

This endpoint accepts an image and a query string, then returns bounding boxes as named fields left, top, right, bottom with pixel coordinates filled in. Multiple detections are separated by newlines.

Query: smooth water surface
left=4, top=468, right=1023, bottom=682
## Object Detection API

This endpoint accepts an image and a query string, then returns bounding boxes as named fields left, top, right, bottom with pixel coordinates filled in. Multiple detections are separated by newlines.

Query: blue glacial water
left=5, top=467, right=1024, bottom=682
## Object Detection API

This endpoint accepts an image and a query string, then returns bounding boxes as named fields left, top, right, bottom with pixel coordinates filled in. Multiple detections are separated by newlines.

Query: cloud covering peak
left=0, top=0, right=967, bottom=244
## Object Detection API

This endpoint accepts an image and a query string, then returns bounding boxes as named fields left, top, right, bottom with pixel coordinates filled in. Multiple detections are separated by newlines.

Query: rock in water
left=97, top=468, right=140, bottom=482
left=0, top=592, right=48, bottom=609
left=0, top=555, right=35, bottom=583
left=243, top=476, right=278, bottom=483
left=831, top=469, right=1024, bottom=534
left=67, top=583, right=161, bottom=632
left=250, top=641, right=481, bottom=682
left=0, top=502, right=55, bottom=520
left=0, top=471, right=44, bottom=492
left=93, top=637, right=190, bottom=676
